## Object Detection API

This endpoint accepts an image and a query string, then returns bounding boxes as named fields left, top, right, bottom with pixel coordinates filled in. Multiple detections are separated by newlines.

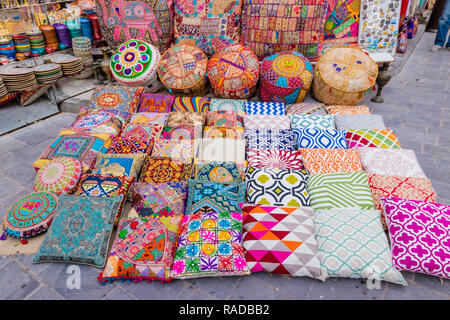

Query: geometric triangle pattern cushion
left=345, top=129, right=401, bottom=148
left=241, top=204, right=324, bottom=280
left=245, top=101, right=286, bottom=115
left=300, top=148, right=363, bottom=174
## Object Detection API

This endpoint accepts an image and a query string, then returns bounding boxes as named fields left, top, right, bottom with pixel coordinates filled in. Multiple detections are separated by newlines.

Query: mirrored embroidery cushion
left=241, top=204, right=323, bottom=279
left=185, top=180, right=246, bottom=215
left=286, top=102, right=327, bottom=115
left=88, top=85, right=144, bottom=113
left=138, top=93, right=175, bottom=113
left=151, top=138, right=195, bottom=163
left=196, top=138, right=246, bottom=162
left=380, top=197, right=450, bottom=280
left=325, top=105, right=371, bottom=115
left=172, top=211, right=249, bottom=279
left=335, top=114, right=386, bottom=130
left=293, top=129, right=348, bottom=149
left=307, top=172, right=375, bottom=210
left=245, top=167, right=310, bottom=207
left=139, top=157, right=193, bottom=183
left=166, top=112, right=206, bottom=127
left=245, top=102, right=286, bottom=116
left=162, top=125, right=203, bottom=140
left=245, top=129, right=296, bottom=151
left=70, top=107, right=129, bottom=138
left=210, top=98, right=247, bottom=113
left=33, top=195, right=122, bottom=267
left=194, top=160, right=245, bottom=182
left=206, top=111, right=244, bottom=128
left=93, top=153, right=147, bottom=178
left=203, top=126, right=245, bottom=139
left=314, top=208, right=407, bottom=285
left=129, top=112, right=170, bottom=126
left=290, top=114, right=335, bottom=130
left=98, top=215, right=183, bottom=283
left=33, top=157, right=82, bottom=195
left=172, top=97, right=210, bottom=112
left=243, top=115, right=291, bottom=130
left=300, top=148, right=363, bottom=174
left=122, top=123, right=165, bottom=142
left=108, top=134, right=154, bottom=155
left=368, top=173, right=437, bottom=229
left=247, top=149, right=304, bottom=170
left=3, top=192, right=58, bottom=239
left=345, top=129, right=401, bottom=148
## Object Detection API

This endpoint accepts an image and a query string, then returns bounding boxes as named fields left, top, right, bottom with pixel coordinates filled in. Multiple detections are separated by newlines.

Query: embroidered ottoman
left=158, top=43, right=208, bottom=96
left=260, top=51, right=313, bottom=104
left=207, top=45, right=259, bottom=99
left=34, top=157, right=82, bottom=195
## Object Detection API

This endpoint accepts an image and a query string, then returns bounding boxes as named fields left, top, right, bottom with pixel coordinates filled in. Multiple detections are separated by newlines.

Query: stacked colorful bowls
left=53, top=23, right=72, bottom=50
left=39, top=25, right=59, bottom=54
left=12, top=34, right=31, bottom=58
left=33, top=63, right=63, bottom=84
left=0, top=38, right=16, bottom=60
left=72, top=37, right=93, bottom=67
left=66, top=19, right=83, bottom=38
left=80, top=17, right=93, bottom=41
left=27, top=31, right=45, bottom=57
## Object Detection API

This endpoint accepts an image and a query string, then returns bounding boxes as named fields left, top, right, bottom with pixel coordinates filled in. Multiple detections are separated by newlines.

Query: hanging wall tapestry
left=323, top=0, right=360, bottom=44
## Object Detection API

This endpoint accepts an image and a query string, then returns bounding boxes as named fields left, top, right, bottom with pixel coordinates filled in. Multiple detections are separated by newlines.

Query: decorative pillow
left=314, top=208, right=407, bottom=285
left=368, top=173, right=437, bottom=229
left=70, top=107, right=129, bottom=138
left=300, top=148, right=362, bottom=174
left=172, top=96, right=210, bottom=112
left=290, top=114, right=335, bottom=130
left=166, top=112, right=206, bottom=127
left=210, top=98, right=246, bottom=113
left=107, top=134, right=154, bottom=155
left=245, top=101, right=285, bottom=116
left=138, top=93, right=175, bottom=113
left=245, top=129, right=296, bottom=151
left=247, top=149, right=304, bottom=170
left=33, top=195, right=122, bottom=267
left=93, top=153, right=146, bottom=178
left=129, top=112, right=169, bottom=126
left=185, top=180, right=246, bottom=215
left=206, top=111, right=244, bottom=128
left=203, top=126, right=245, bottom=139
left=346, top=129, right=401, bottom=149
left=121, top=123, right=164, bottom=142
left=139, top=157, right=192, bottom=183
left=325, top=105, right=371, bottom=115
left=162, top=125, right=203, bottom=140
left=246, top=167, right=310, bottom=207
left=286, top=102, right=327, bottom=115
left=98, top=215, right=183, bottom=283
left=335, top=114, right=386, bottom=130
left=308, top=172, right=375, bottom=210
left=196, top=138, right=246, bottom=162
left=380, top=197, right=450, bottom=280
left=357, top=147, right=426, bottom=178
left=293, top=129, right=348, bottom=149
left=34, top=157, right=82, bottom=195
left=243, top=115, right=291, bottom=130
left=88, top=85, right=144, bottom=113
left=194, top=160, right=245, bottom=182
left=172, top=211, right=249, bottom=279
left=241, top=204, right=323, bottom=279
left=151, top=138, right=195, bottom=163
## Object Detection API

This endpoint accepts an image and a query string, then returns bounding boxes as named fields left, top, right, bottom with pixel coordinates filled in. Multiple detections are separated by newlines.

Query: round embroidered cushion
left=260, top=51, right=313, bottom=104
left=207, top=45, right=260, bottom=99
left=3, top=192, right=58, bottom=239
left=34, top=157, right=82, bottom=195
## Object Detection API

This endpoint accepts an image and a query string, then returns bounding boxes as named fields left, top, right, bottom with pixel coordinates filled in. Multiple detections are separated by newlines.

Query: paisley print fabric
left=246, top=149, right=304, bottom=170
left=139, top=157, right=193, bottom=183
left=194, top=160, right=245, bottom=182
left=245, top=129, right=296, bottom=151
left=300, top=148, right=363, bottom=174
left=293, top=129, right=348, bottom=149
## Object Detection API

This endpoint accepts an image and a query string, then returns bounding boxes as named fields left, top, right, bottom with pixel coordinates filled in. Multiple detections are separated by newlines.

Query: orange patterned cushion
left=325, top=105, right=371, bottom=115
left=300, top=148, right=363, bottom=174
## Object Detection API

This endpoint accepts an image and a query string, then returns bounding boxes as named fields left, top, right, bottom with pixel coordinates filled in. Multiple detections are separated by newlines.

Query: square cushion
left=93, top=153, right=146, bottom=178
left=245, top=101, right=285, bottom=115
left=172, top=96, right=210, bottom=112
left=172, top=211, right=249, bottom=279
left=166, top=112, right=206, bottom=127
left=293, top=129, right=348, bottom=149
left=206, top=111, right=244, bottom=128
left=241, top=204, right=323, bottom=279
left=308, top=172, right=375, bottom=210
left=33, top=195, right=121, bottom=267
left=139, top=157, right=193, bottom=184
left=129, top=112, right=169, bottom=126
left=314, top=208, right=407, bottom=285
left=380, top=197, right=450, bottom=280
left=345, top=129, right=401, bottom=148
left=196, top=138, right=246, bottom=162
left=246, top=167, right=310, bottom=207
left=121, top=123, right=164, bottom=142
left=108, top=128, right=155, bottom=155
left=162, top=125, right=203, bottom=140
left=335, top=114, right=386, bottom=130
left=243, top=115, right=291, bottom=130
left=210, top=98, right=246, bottom=113
left=138, top=93, right=175, bottom=113
left=325, top=105, right=371, bottom=115
left=290, top=114, right=335, bottom=130
left=356, top=147, right=426, bottom=178
left=247, top=149, right=304, bottom=170
left=286, top=102, right=327, bottom=115
left=300, top=148, right=363, bottom=174
left=151, top=138, right=195, bottom=163
left=194, top=160, right=245, bottom=182
left=88, top=85, right=144, bottom=113
left=203, top=126, right=245, bottom=139
left=70, top=107, right=129, bottom=138
left=245, top=129, right=296, bottom=151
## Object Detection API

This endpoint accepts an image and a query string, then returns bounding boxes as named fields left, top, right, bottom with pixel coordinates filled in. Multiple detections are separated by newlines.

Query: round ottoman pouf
left=33, top=157, right=82, bottom=195
left=313, top=47, right=378, bottom=105
left=207, top=44, right=260, bottom=99
left=3, top=192, right=58, bottom=239
left=110, top=39, right=161, bottom=88
left=260, top=51, right=313, bottom=104
left=158, top=44, right=208, bottom=96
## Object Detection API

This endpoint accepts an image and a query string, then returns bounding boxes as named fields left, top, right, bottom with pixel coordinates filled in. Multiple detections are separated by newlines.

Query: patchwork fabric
left=70, top=107, right=129, bottom=138
left=166, top=112, right=206, bottom=127
left=335, top=114, right=386, bottom=130
left=247, top=149, right=304, bottom=170
left=206, top=111, right=244, bottom=128
left=325, top=105, right=371, bottom=115
left=121, top=123, right=164, bottom=142
left=138, top=93, right=175, bottom=113
left=209, top=98, right=246, bottom=113
left=172, top=97, right=210, bottom=112
left=88, top=85, right=144, bottom=113
left=203, top=126, right=245, bottom=139
left=129, top=113, right=169, bottom=126
left=151, top=138, right=195, bottom=163
left=293, top=129, right=348, bottom=149
left=308, top=172, right=375, bottom=210
left=314, top=208, right=407, bottom=285
left=93, top=153, right=146, bottom=178
left=245, top=129, right=296, bottom=151
left=290, top=114, right=335, bottom=130
left=162, top=126, right=202, bottom=140
left=241, top=204, right=323, bottom=279
left=197, top=138, right=246, bottom=162
left=300, top=148, right=362, bottom=174
left=243, top=115, right=291, bottom=130
left=286, top=102, right=327, bottom=115
left=33, top=157, right=82, bottom=195
left=139, top=157, right=193, bottom=183
left=380, top=197, right=450, bottom=280
left=108, top=134, right=154, bottom=155
left=246, top=167, right=310, bottom=207
left=194, top=160, right=245, bottom=182
left=33, top=195, right=121, bottom=267
left=245, top=102, right=286, bottom=116
left=345, top=129, right=401, bottom=148
left=323, top=0, right=361, bottom=44
left=172, top=211, right=249, bottom=279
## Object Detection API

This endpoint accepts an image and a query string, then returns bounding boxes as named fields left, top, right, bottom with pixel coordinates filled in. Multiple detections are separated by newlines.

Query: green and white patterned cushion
left=314, top=208, right=407, bottom=286
left=290, top=114, right=335, bottom=130
left=307, top=172, right=375, bottom=210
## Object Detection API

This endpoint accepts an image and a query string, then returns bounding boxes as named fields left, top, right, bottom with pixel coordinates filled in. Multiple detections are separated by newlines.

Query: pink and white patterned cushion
left=243, top=115, right=291, bottom=130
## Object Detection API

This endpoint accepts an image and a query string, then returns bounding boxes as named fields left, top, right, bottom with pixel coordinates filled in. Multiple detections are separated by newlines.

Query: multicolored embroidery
left=139, top=157, right=192, bottom=183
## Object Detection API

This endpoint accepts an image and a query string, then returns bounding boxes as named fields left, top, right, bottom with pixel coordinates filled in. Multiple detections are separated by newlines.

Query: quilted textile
left=300, top=148, right=362, bottom=174
left=290, top=114, right=335, bottom=130
left=203, top=126, right=245, bottom=139
left=325, top=105, right=371, bottom=115
left=88, top=85, right=144, bottom=113
left=138, top=93, right=175, bottom=113
left=93, top=153, right=146, bottom=178
left=194, top=160, right=245, bottom=182
left=245, top=101, right=286, bottom=116
left=172, top=96, right=211, bottom=112
left=197, top=138, right=246, bottom=162
left=247, top=149, right=304, bottom=170
left=166, top=111, right=206, bottom=127
left=209, top=98, right=247, bottom=113
left=245, top=129, right=296, bottom=151
left=139, top=157, right=193, bottom=183
left=335, top=114, right=386, bottom=130
left=33, top=157, right=82, bottom=195
left=243, top=115, right=291, bottom=130
left=293, top=128, right=348, bottom=149
left=206, top=111, right=244, bottom=128
left=286, top=102, right=327, bottom=115
left=151, top=138, right=195, bottom=163
left=345, top=129, right=401, bottom=149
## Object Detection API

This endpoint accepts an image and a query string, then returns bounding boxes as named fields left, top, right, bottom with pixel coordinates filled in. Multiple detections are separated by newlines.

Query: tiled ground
left=0, top=32, right=448, bottom=300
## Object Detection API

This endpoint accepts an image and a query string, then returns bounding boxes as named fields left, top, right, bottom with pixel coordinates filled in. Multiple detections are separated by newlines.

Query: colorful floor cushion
left=314, top=208, right=407, bottom=285
left=166, top=112, right=206, bottom=127
left=300, top=148, right=362, bottom=174
left=108, top=134, right=154, bottom=155
left=172, top=211, right=249, bottom=279
left=345, top=129, right=401, bottom=149
left=246, top=167, right=310, bottom=207
left=325, top=105, right=371, bottom=115
left=70, top=107, right=129, bottom=137
left=138, top=93, right=175, bottom=113
left=185, top=180, right=246, bottom=215
left=122, top=123, right=165, bottom=142
left=194, top=160, right=245, bottom=182
left=88, top=85, right=144, bottom=113
left=33, top=195, right=121, bottom=267
left=245, top=102, right=285, bottom=116
left=308, top=172, right=375, bottom=210
left=162, top=125, right=202, bottom=140
left=139, top=157, right=192, bottom=183
left=335, top=114, right=386, bottom=130
left=203, top=126, right=245, bottom=139
left=293, top=129, right=348, bottom=149
left=368, top=173, right=437, bottom=229
left=290, top=114, right=335, bottom=130
left=245, top=129, right=296, bottom=151
left=129, top=112, right=169, bottom=126
left=33, top=157, right=82, bottom=195
left=247, top=149, right=304, bottom=170
left=151, top=138, right=195, bottom=163
left=197, top=138, right=246, bottom=162
left=32, top=130, right=111, bottom=172
left=93, top=153, right=146, bottom=178
left=241, top=204, right=323, bottom=279
left=286, top=102, right=327, bottom=115
left=172, top=96, right=211, bottom=112
left=243, top=115, right=291, bottom=130
left=3, top=192, right=58, bottom=239
left=209, top=98, right=246, bottom=113
left=357, top=147, right=426, bottom=178
left=206, top=111, right=244, bottom=128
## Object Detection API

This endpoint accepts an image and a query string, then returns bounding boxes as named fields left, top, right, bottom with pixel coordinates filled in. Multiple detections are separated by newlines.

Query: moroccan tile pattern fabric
left=293, top=128, right=348, bottom=149
left=325, top=105, right=371, bottom=115
left=245, top=129, right=297, bottom=151
left=243, top=115, right=291, bottom=130
left=335, top=114, right=386, bottom=130
left=245, top=101, right=286, bottom=116
left=194, top=160, right=245, bottom=182
left=138, top=93, right=175, bottom=113
left=290, top=114, right=335, bottom=130
left=138, top=157, right=193, bottom=184
left=345, top=129, right=401, bottom=148
left=88, top=85, right=144, bottom=113
left=247, top=149, right=304, bottom=170
left=300, top=148, right=363, bottom=174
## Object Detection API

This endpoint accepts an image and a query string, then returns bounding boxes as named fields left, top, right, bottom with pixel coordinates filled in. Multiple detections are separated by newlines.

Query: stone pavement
left=0, top=31, right=449, bottom=300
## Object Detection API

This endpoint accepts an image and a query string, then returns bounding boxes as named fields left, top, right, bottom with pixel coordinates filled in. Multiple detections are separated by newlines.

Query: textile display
left=108, top=128, right=155, bottom=155
left=203, top=126, right=245, bottom=139
left=33, top=157, right=82, bottom=195
left=162, top=125, right=202, bottom=140
left=151, top=138, right=195, bottom=163
left=293, top=128, right=348, bottom=149
left=166, top=111, right=206, bottom=126
left=290, top=114, right=335, bottom=130
left=194, top=160, right=245, bottom=182
left=206, top=111, right=244, bottom=128
left=323, top=0, right=360, bottom=44
left=138, top=156, right=193, bottom=183
left=93, top=153, right=146, bottom=178
left=335, top=114, right=386, bottom=130
left=172, top=96, right=211, bottom=112
left=70, top=107, right=129, bottom=138
left=324, top=104, right=371, bottom=115
left=122, top=123, right=164, bottom=141
left=245, top=101, right=285, bottom=116
left=285, top=102, right=327, bottom=115
left=247, top=149, right=304, bottom=170
left=209, top=98, right=246, bottom=113
left=243, top=115, right=291, bottom=130
left=138, top=93, right=175, bottom=113
left=88, top=85, right=144, bottom=113
left=245, top=129, right=296, bottom=151
left=345, top=129, right=401, bottom=148
left=129, top=112, right=169, bottom=126
left=196, top=138, right=246, bottom=162
left=300, top=148, right=362, bottom=174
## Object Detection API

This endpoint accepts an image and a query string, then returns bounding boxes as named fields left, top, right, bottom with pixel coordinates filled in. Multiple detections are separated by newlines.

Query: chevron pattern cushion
left=286, top=102, right=327, bottom=115
left=245, top=129, right=297, bottom=151
left=290, top=114, right=335, bottom=130
left=345, top=129, right=401, bottom=148
left=245, top=101, right=286, bottom=115
left=294, top=129, right=348, bottom=149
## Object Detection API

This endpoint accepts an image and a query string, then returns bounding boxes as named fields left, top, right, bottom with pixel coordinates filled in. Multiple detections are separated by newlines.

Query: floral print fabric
left=300, top=148, right=362, bottom=174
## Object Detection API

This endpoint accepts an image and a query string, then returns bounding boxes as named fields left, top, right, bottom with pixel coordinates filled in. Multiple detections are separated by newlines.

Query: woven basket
left=313, top=47, right=378, bottom=105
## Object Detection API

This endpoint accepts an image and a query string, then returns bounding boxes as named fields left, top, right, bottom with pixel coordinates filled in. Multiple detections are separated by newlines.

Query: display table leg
left=371, top=62, right=392, bottom=103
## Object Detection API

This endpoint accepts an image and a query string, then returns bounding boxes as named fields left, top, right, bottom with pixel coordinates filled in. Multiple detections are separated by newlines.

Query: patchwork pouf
left=3, top=192, right=58, bottom=239
left=158, top=44, right=208, bottom=96
left=207, top=44, right=260, bottom=99
left=260, top=51, right=313, bottom=104
left=313, top=47, right=378, bottom=105
left=34, top=157, right=82, bottom=195
left=110, top=39, right=161, bottom=88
